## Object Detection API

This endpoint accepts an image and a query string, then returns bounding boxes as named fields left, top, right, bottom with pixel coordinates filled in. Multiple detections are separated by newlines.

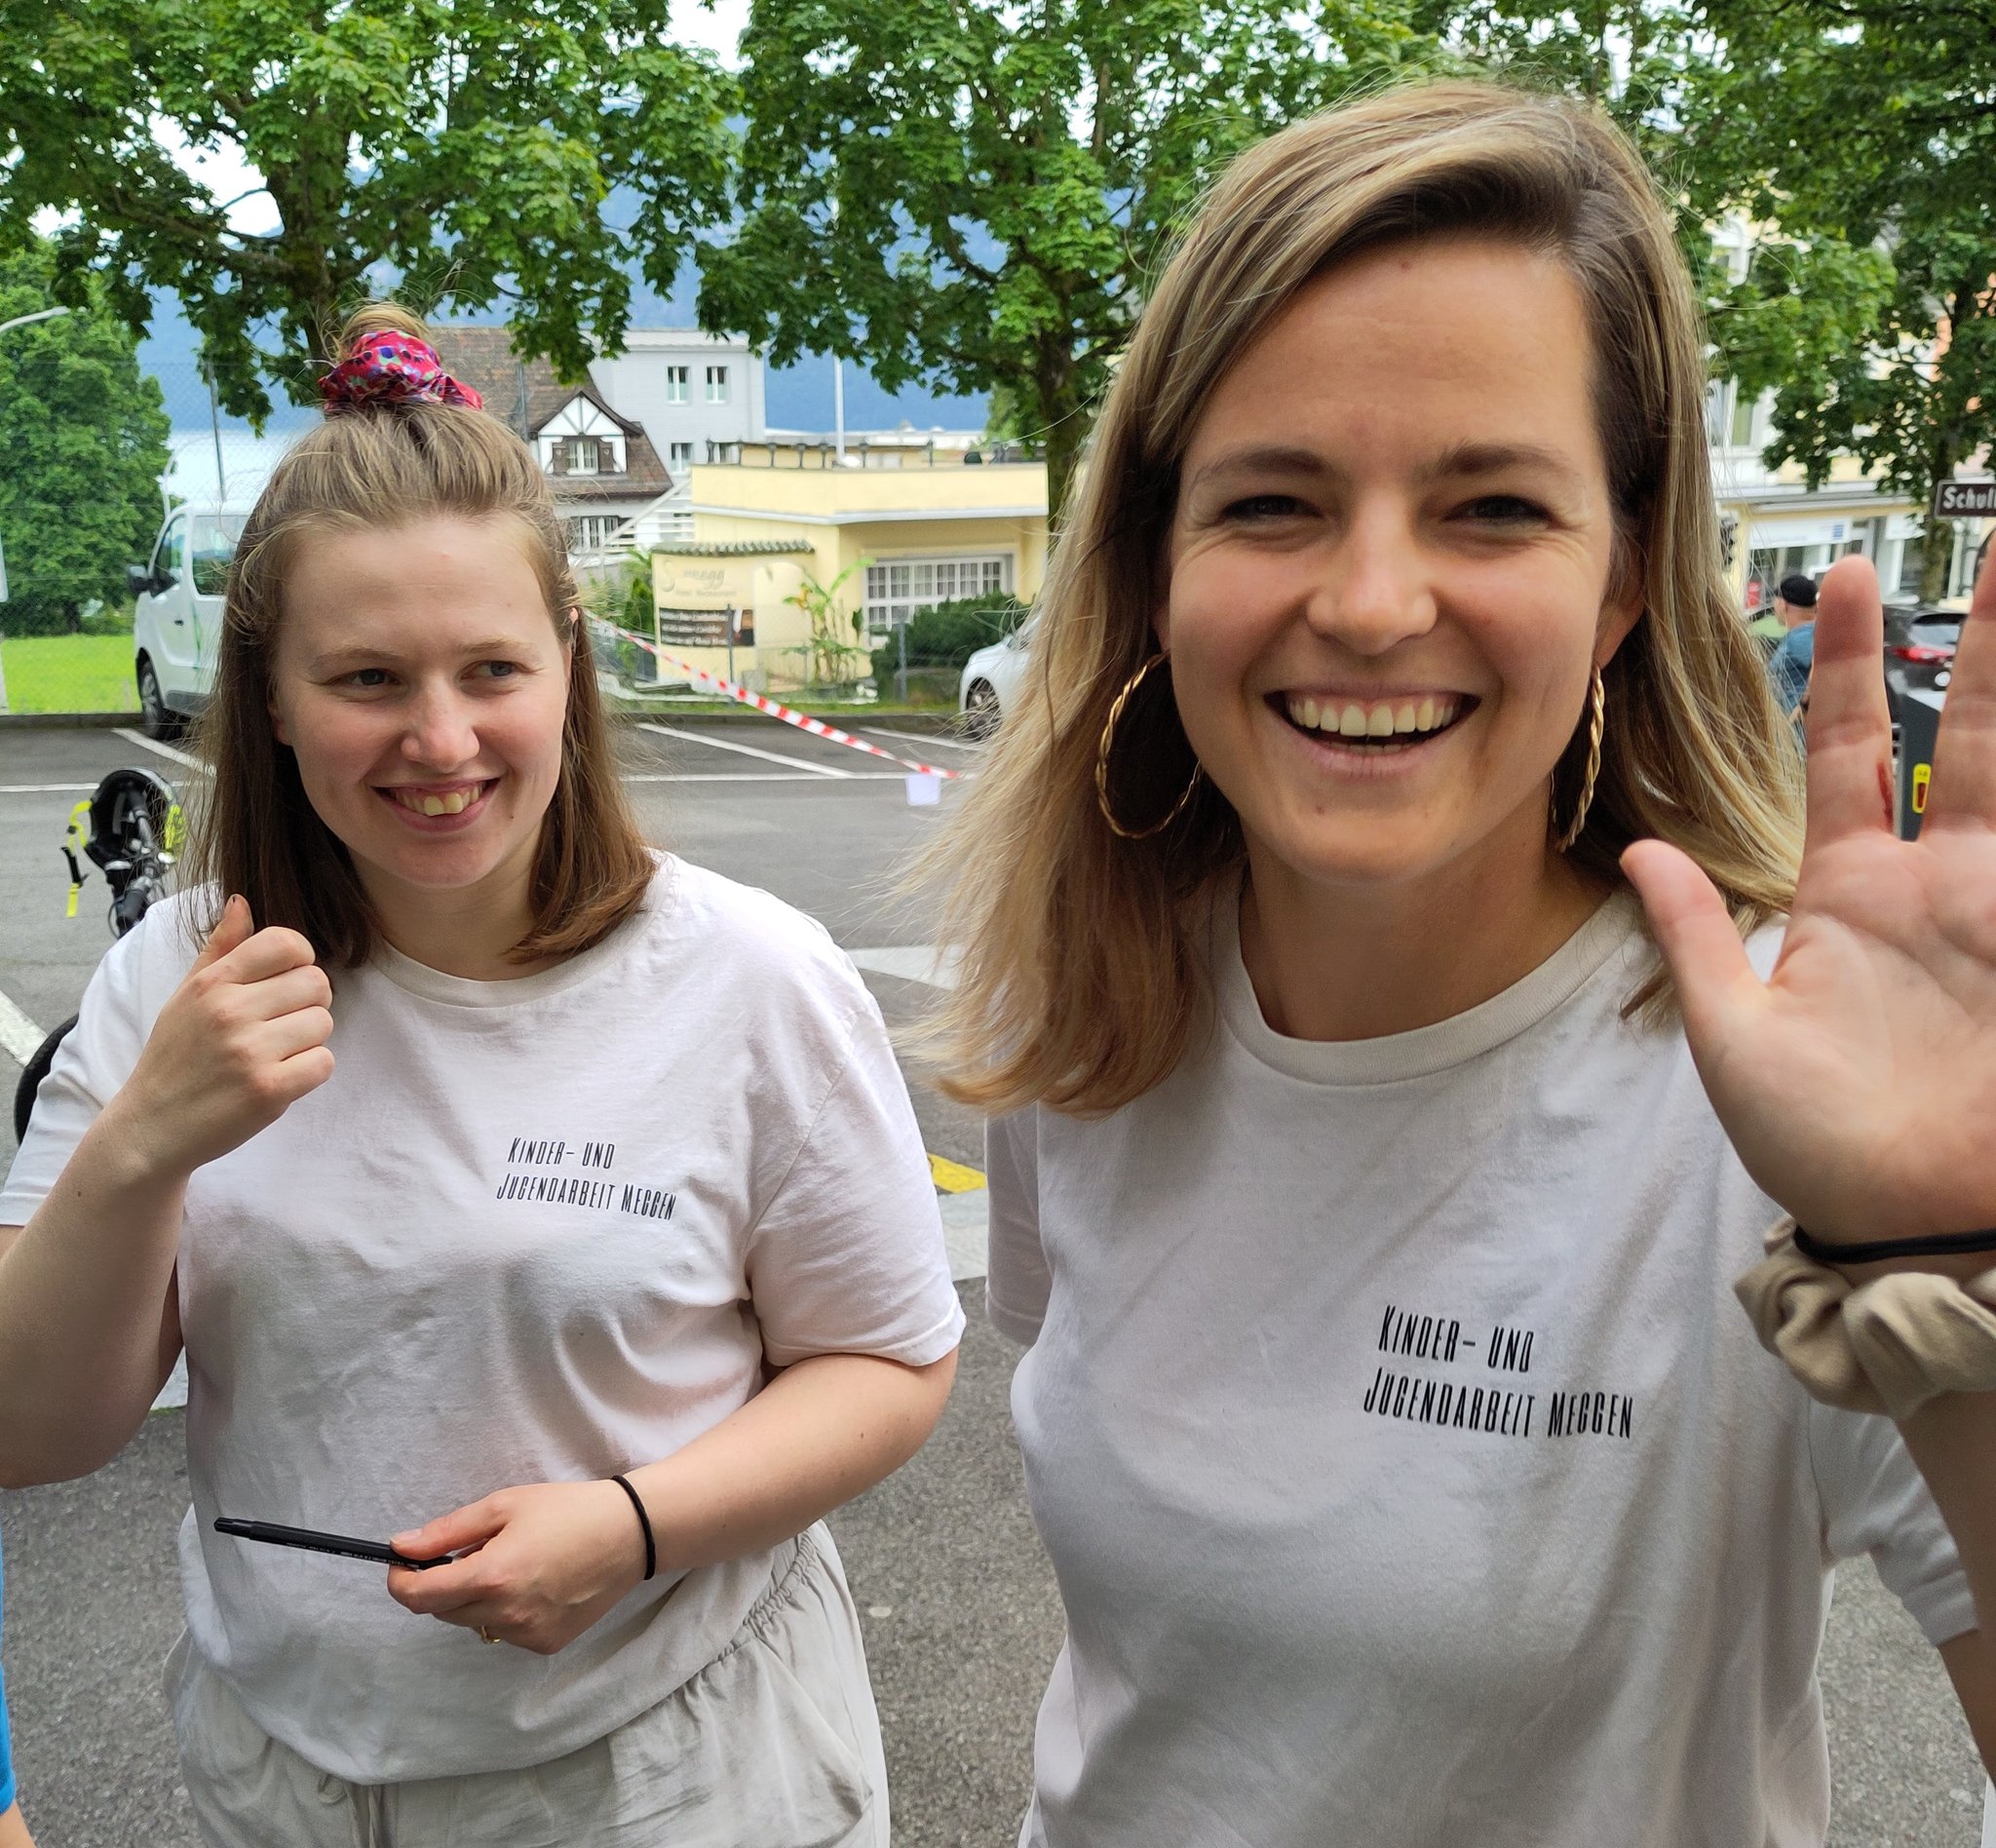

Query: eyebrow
left=1187, top=440, right=1585, bottom=491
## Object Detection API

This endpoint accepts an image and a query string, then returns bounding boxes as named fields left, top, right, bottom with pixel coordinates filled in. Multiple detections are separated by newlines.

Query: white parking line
left=940, top=1190, right=988, bottom=1283
left=862, top=727, right=980, bottom=752
left=0, top=783, right=97, bottom=795
left=114, top=726, right=205, bottom=769
left=0, top=987, right=46, bottom=1065
left=847, top=945, right=962, bottom=990
left=639, top=722, right=854, bottom=778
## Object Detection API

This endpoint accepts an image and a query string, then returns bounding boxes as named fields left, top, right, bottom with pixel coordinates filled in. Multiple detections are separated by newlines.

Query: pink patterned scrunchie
left=319, top=329, right=483, bottom=412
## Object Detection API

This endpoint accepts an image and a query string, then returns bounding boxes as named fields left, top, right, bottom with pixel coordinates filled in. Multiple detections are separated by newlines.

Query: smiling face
left=1158, top=235, right=1641, bottom=908
left=268, top=515, right=572, bottom=926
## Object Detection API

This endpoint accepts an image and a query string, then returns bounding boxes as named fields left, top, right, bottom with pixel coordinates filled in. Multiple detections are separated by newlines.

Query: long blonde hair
left=926, top=79, right=1804, bottom=1117
left=186, top=302, right=653, bottom=967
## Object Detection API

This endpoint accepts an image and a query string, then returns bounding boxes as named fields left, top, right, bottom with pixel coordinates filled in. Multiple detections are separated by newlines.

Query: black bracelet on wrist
left=610, top=1473, right=657, bottom=1582
left=1793, top=1222, right=1996, bottom=1266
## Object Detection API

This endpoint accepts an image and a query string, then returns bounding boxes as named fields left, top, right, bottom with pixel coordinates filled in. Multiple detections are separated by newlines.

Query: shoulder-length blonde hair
left=185, top=303, right=653, bottom=967
left=926, top=78, right=1803, bottom=1118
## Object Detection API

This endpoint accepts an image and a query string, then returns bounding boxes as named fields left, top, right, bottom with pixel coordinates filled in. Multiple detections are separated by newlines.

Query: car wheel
left=136, top=657, right=180, bottom=741
left=963, top=680, right=1001, bottom=740
left=14, top=1016, right=77, bottom=1142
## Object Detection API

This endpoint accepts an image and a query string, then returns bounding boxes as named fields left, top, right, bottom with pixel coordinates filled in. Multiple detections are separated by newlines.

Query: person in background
left=0, top=1535, right=34, bottom=1847
left=1767, top=570, right=1820, bottom=714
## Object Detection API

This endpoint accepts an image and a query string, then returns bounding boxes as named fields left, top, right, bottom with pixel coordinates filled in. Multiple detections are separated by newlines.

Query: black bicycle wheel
left=13, top=1016, right=77, bottom=1143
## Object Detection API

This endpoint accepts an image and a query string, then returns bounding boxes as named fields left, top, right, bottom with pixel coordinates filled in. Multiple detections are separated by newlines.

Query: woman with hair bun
left=0, top=304, right=960, bottom=1844
left=929, top=81, right=1996, bottom=1843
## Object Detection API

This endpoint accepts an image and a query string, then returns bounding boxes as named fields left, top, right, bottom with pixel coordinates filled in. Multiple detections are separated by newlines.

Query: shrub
left=869, top=591, right=1027, bottom=689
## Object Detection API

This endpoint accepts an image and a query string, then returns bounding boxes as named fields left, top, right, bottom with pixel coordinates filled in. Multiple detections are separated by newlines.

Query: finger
left=212, top=926, right=322, bottom=987
left=252, top=1006, right=335, bottom=1064
left=1621, top=840, right=1767, bottom=1058
left=232, top=963, right=333, bottom=1024
left=1922, top=542, right=1996, bottom=828
left=386, top=1555, right=493, bottom=1617
left=193, top=895, right=253, bottom=969
left=1798, top=556, right=1894, bottom=847
left=393, top=1497, right=504, bottom=1564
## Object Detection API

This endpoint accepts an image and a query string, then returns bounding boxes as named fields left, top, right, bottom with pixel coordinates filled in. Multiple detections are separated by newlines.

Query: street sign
left=1932, top=480, right=1996, bottom=519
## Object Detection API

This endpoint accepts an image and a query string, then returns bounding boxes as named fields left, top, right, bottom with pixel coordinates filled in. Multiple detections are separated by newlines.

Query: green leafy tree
left=0, top=0, right=736, bottom=421
left=701, top=0, right=1444, bottom=517
left=1678, top=0, right=1996, bottom=600
left=0, top=244, right=171, bottom=635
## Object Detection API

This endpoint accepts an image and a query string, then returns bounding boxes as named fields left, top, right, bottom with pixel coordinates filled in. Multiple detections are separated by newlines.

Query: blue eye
left=477, top=660, right=522, bottom=680
left=346, top=668, right=392, bottom=689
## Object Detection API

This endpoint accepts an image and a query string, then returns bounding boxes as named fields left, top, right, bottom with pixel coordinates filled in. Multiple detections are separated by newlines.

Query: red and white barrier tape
left=595, top=620, right=964, bottom=780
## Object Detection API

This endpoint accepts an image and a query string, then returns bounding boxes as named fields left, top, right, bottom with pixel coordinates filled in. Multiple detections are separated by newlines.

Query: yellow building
left=645, top=456, right=1049, bottom=691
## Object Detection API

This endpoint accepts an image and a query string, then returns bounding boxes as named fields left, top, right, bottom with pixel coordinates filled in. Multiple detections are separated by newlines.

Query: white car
left=130, top=502, right=250, bottom=738
left=958, top=615, right=1036, bottom=736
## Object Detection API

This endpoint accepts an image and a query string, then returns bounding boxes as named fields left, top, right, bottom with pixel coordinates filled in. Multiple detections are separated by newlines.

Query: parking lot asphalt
left=0, top=718, right=1985, bottom=1846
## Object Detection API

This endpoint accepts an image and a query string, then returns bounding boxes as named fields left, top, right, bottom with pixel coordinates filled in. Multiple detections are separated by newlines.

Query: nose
left=400, top=679, right=479, bottom=772
left=1304, top=499, right=1438, bottom=655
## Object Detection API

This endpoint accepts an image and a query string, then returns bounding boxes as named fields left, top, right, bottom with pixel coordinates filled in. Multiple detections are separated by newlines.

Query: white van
left=130, top=502, right=250, bottom=738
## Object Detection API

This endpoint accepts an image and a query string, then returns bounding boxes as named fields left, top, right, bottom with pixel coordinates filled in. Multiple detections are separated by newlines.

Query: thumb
left=196, top=894, right=254, bottom=967
left=393, top=1495, right=506, bottom=1562
left=1621, top=840, right=1766, bottom=1057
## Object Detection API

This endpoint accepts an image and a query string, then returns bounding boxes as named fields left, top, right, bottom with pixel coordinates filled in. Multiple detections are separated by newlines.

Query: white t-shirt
left=986, top=893, right=1971, bottom=1848
left=1, top=858, right=964, bottom=1784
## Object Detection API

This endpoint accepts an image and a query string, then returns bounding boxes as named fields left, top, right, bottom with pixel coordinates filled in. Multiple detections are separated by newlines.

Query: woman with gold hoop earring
left=918, top=78, right=1996, bottom=1848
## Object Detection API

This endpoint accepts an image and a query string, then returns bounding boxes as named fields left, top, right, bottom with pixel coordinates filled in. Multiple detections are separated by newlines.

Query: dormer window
left=551, top=436, right=616, bottom=476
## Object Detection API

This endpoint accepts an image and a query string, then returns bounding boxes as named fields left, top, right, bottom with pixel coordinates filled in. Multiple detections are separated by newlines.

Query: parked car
left=130, top=502, right=250, bottom=739
left=1882, top=600, right=1959, bottom=727
left=958, top=615, right=1037, bottom=736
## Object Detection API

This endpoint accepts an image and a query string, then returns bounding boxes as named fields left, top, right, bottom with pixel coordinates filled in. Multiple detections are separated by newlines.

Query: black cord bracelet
left=1793, top=1223, right=1996, bottom=1266
left=610, top=1473, right=657, bottom=1582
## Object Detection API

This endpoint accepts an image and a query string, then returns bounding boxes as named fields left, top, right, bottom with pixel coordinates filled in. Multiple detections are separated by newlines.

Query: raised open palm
left=1625, top=550, right=1996, bottom=1248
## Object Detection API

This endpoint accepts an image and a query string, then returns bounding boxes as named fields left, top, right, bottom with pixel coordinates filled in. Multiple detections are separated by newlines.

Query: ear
left=1594, top=536, right=1645, bottom=669
left=267, top=686, right=290, bottom=748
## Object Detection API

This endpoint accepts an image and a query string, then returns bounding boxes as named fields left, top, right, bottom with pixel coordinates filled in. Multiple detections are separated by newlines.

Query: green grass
left=1, top=634, right=139, bottom=714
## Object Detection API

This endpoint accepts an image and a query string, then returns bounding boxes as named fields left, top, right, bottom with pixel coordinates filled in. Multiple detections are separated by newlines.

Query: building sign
left=1933, top=481, right=1996, bottom=519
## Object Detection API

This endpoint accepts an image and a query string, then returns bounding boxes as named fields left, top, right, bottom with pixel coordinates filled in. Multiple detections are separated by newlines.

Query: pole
left=726, top=604, right=737, bottom=687
left=206, top=361, right=227, bottom=500
left=833, top=358, right=845, bottom=460
left=896, top=613, right=907, bottom=706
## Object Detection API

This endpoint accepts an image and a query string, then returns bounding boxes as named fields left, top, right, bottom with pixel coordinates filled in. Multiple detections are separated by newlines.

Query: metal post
left=896, top=613, right=907, bottom=706
left=727, top=604, right=737, bottom=686
left=833, top=358, right=845, bottom=460
left=205, top=361, right=227, bottom=500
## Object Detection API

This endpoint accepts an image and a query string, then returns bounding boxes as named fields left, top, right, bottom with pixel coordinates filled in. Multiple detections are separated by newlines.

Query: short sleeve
left=0, top=899, right=185, bottom=1227
left=1812, top=1400, right=1976, bottom=1646
left=985, top=1108, right=1050, bottom=1345
left=744, top=989, right=964, bottom=1369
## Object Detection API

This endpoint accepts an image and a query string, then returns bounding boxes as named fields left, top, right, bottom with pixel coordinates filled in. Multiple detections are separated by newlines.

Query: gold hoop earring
left=1553, top=665, right=1606, bottom=854
left=1094, top=653, right=1204, bottom=840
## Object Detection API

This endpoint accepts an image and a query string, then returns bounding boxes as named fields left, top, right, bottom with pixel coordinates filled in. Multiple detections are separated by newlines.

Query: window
left=862, top=556, right=1012, bottom=635
left=666, top=365, right=690, bottom=404
left=552, top=437, right=607, bottom=476
left=190, top=515, right=245, bottom=596
left=152, top=518, right=187, bottom=586
left=669, top=442, right=695, bottom=475
left=706, top=365, right=730, bottom=404
left=564, top=514, right=625, bottom=555
left=1729, top=388, right=1762, bottom=449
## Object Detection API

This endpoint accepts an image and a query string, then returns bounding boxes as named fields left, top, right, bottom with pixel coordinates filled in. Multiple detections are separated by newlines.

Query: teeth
left=1283, top=694, right=1463, bottom=742
left=398, top=788, right=475, bottom=816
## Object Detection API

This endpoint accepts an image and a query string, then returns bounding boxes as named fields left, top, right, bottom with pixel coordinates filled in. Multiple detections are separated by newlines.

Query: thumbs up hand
left=110, top=895, right=336, bottom=1180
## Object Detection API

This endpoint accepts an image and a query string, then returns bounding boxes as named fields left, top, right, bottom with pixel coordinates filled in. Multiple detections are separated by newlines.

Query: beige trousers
left=168, top=1524, right=889, bottom=1848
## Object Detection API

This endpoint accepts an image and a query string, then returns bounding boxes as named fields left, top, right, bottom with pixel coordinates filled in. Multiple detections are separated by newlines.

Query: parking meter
left=1898, top=686, right=1944, bottom=839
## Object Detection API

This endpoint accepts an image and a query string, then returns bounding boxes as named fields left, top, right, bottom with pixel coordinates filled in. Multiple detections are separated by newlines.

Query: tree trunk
left=1918, top=520, right=1955, bottom=603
